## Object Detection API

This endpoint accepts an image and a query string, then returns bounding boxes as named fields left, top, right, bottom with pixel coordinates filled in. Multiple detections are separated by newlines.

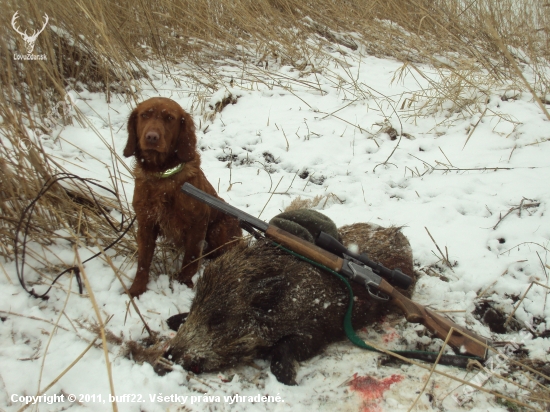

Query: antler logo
left=11, top=11, right=49, bottom=54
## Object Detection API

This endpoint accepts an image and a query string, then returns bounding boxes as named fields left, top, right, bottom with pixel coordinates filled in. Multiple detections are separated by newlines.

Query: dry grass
left=284, top=193, right=344, bottom=211
left=0, top=96, right=138, bottom=290
left=1, top=0, right=549, bottom=118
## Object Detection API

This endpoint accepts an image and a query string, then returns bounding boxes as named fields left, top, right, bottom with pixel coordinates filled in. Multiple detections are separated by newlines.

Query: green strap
left=272, top=242, right=481, bottom=368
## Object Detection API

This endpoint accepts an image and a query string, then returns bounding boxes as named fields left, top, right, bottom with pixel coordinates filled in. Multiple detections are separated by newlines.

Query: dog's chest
left=134, top=177, right=208, bottom=240
left=145, top=183, right=183, bottom=217
left=140, top=178, right=175, bottom=204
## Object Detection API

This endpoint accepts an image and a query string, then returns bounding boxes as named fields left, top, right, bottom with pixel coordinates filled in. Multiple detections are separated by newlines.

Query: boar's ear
left=123, top=108, right=138, bottom=157
left=250, top=275, right=286, bottom=314
left=166, top=312, right=188, bottom=331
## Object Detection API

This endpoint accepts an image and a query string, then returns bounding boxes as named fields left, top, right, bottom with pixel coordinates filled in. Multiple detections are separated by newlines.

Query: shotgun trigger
left=366, top=285, right=390, bottom=301
left=345, top=261, right=391, bottom=301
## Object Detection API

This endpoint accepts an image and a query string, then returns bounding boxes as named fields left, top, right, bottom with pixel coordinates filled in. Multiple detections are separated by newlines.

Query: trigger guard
left=366, top=285, right=390, bottom=302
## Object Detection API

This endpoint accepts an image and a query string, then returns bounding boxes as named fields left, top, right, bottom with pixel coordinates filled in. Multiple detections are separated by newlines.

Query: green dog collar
left=158, top=162, right=185, bottom=178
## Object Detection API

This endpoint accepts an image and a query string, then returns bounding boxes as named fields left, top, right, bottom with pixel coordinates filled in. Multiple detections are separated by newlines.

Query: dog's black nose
left=146, top=131, right=159, bottom=142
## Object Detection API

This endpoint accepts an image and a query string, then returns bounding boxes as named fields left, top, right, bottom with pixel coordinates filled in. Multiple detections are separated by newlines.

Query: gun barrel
left=181, top=183, right=268, bottom=232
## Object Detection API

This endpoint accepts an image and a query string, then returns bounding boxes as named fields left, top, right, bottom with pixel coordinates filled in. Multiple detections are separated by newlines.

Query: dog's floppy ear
left=123, top=108, right=138, bottom=157
left=176, top=111, right=197, bottom=162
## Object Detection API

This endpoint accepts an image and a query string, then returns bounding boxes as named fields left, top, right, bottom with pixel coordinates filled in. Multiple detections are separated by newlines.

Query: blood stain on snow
left=349, top=373, right=404, bottom=412
left=382, top=328, right=399, bottom=344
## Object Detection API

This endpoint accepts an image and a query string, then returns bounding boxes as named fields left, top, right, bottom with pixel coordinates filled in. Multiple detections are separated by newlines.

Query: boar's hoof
left=166, top=313, right=189, bottom=331
left=271, top=360, right=297, bottom=386
left=153, top=359, right=173, bottom=376
left=270, top=337, right=300, bottom=385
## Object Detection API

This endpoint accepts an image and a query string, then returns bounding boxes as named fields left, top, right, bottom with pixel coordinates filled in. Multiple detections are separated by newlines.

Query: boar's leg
left=270, top=334, right=322, bottom=385
left=270, top=336, right=299, bottom=385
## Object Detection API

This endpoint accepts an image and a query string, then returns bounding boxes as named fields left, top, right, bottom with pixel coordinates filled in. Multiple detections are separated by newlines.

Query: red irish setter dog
left=123, top=97, right=241, bottom=297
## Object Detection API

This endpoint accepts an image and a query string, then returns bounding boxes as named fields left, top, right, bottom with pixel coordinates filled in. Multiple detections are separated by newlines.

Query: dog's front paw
left=128, top=282, right=148, bottom=298
left=176, top=264, right=198, bottom=288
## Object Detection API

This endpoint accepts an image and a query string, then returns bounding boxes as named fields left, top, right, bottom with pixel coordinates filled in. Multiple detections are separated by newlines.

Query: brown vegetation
left=1, top=0, right=548, bottom=119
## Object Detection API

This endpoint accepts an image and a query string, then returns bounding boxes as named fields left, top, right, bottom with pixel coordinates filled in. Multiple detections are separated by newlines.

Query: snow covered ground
left=1, top=42, right=549, bottom=412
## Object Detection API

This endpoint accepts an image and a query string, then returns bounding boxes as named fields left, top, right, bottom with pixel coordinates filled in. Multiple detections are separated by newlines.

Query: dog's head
left=124, top=97, right=197, bottom=170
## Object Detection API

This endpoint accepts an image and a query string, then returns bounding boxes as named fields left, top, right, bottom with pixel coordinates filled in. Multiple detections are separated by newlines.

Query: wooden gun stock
left=376, top=279, right=489, bottom=359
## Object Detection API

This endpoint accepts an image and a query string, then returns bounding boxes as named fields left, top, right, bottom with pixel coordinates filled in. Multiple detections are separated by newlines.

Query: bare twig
left=74, top=247, right=118, bottom=412
left=0, top=311, right=69, bottom=332
left=425, top=227, right=454, bottom=271
left=493, top=201, right=540, bottom=230
left=463, top=107, right=488, bottom=149
left=258, top=176, right=284, bottom=219
left=91, top=237, right=153, bottom=337
left=17, top=338, right=99, bottom=412
left=408, top=327, right=455, bottom=411
left=504, top=281, right=550, bottom=328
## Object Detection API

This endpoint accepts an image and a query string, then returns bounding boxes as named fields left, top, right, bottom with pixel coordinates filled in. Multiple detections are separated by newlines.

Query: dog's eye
left=140, top=113, right=149, bottom=119
left=166, top=115, right=174, bottom=121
